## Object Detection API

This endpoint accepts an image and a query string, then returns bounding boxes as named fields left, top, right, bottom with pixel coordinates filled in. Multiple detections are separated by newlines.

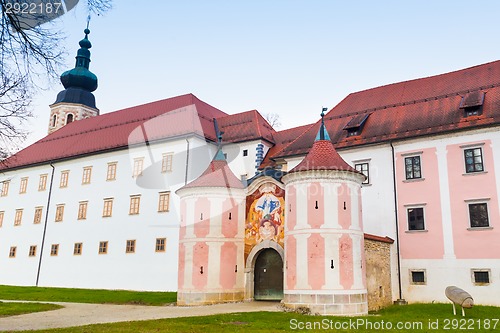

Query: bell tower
left=48, top=26, right=99, bottom=134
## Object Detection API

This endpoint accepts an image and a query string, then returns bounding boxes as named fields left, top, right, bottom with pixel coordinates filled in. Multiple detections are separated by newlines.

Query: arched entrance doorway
left=254, top=248, right=284, bottom=301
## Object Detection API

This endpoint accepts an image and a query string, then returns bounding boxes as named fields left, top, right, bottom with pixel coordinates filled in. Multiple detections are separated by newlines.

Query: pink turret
left=175, top=148, right=246, bottom=305
left=282, top=110, right=368, bottom=315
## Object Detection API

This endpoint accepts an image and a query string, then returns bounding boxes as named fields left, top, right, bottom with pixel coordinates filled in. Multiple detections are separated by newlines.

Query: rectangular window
left=9, top=246, right=16, bottom=258
left=464, top=148, right=484, bottom=173
left=82, top=166, right=92, bottom=184
left=19, top=177, right=28, bottom=194
left=243, top=150, right=248, bottom=157
left=155, top=238, right=166, bottom=252
left=107, top=162, right=117, bottom=181
left=14, top=209, right=23, bottom=226
left=158, top=192, right=170, bottom=212
left=77, top=201, right=88, bottom=220
left=60, top=171, right=69, bottom=188
left=0, top=211, right=4, bottom=227
left=102, top=198, right=113, bottom=217
left=50, top=244, right=59, bottom=256
left=469, top=203, right=489, bottom=228
left=29, top=245, right=37, bottom=257
left=405, top=156, right=422, bottom=180
left=39, top=174, right=48, bottom=191
left=129, top=195, right=141, bottom=215
left=1, top=181, right=10, bottom=196
left=126, top=240, right=136, bottom=253
left=410, top=270, right=426, bottom=285
left=99, top=241, right=108, bottom=254
left=132, top=158, right=144, bottom=177
left=161, top=153, right=173, bottom=173
left=55, top=204, right=65, bottom=222
left=34, top=207, right=43, bottom=224
left=73, top=243, right=83, bottom=255
left=407, top=207, right=425, bottom=231
left=472, top=270, right=490, bottom=285
left=355, top=162, right=370, bottom=184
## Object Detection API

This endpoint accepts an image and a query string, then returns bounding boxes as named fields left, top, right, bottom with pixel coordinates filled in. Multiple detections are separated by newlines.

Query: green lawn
left=16, top=303, right=500, bottom=333
left=0, top=301, right=62, bottom=317
left=0, top=285, right=176, bottom=306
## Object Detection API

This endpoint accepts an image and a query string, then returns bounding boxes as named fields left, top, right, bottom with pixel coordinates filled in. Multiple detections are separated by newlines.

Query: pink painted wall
left=178, top=243, right=185, bottom=288
left=397, top=148, right=444, bottom=259
left=308, top=182, right=324, bottom=229
left=286, top=235, right=296, bottom=289
left=286, top=185, right=296, bottom=231
left=447, top=140, right=500, bottom=259
left=307, top=233, right=325, bottom=289
left=222, top=198, right=238, bottom=238
left=220, top=242, right=237, bottom=289
left=194, top=198, right=210, bottom=238
left=179, top=200, right=186, bottom=239
left=339, top=234, right=353, bottom=290
left=338, top=184, right=352, bottom=229
left=192, top=242, right=208, bottom=289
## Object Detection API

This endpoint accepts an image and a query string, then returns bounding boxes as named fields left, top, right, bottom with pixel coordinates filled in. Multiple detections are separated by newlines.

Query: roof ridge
left=325, top=82, right=500, bottom=121
left=269, top=122, right=317, bottom=161
left=41, top=104, right=199, bottom=144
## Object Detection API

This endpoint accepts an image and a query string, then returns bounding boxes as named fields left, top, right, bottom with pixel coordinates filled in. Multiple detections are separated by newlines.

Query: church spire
left=315, top=107, right=331, bottom=141
left=59, top=27, right=98, bottom=93
left=49, top=23, right=99, bottom=134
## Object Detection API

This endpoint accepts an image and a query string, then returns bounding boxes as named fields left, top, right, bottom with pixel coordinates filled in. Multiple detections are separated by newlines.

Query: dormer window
left=344, top=113, right=370, bottom=137
left=460, top=91, right=484, bottom=117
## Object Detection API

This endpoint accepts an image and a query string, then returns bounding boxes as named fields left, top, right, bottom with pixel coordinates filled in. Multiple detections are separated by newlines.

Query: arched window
left=66, top=114, right=74, bottom=124
left=52, top=115, right=57, bottom=127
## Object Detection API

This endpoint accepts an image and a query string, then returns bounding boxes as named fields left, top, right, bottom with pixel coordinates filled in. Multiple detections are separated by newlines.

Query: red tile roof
left=179, top=159, right=244, bottom=189
left=217, top=110, right=276, bottom=144
left=0, top=94, right=227, bottom=171
left=272, top=60, right=500, bottom=160
left=258, top=123, right=314, bottom=169
left=288, top=140, right=359, bottom=174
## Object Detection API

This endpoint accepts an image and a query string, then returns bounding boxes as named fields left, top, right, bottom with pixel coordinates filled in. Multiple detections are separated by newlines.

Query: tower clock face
left=5, top=0, right=79, bottom=31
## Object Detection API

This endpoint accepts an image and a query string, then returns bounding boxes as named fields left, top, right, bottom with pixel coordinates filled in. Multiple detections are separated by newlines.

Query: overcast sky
left=23, top=0, right=500, bottom=149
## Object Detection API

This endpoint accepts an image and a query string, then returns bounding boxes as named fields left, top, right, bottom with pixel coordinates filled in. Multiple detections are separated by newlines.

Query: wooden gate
left=254, top=248, right=284, bottom=300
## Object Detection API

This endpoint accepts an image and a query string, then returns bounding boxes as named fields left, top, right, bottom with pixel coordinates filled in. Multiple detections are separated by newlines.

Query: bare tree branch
left=0, top=0, right=112, bottom=158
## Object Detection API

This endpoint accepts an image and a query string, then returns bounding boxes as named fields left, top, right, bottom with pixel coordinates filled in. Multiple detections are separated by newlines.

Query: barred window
left=161, top=153, right=173, bottom=173
left=74, top=243, right=83, bottom=255
left=103, top=198, right=113, bottom=217
left=129, top=195, right=141, bottom=215
left=55, top=205, right=65, bottom=222
left=107, top=162, right=117, bottom=181
left=158, top=192, right=170, bottom=212
left=19, top=177, right=28, bottom=194
left=78, top=201, right=88, bottom=220
left=155, top=238, right=166, bottom=252
left=464, top=148, right=484, bottom=173
left=99, top=241, right=108, bottom=254
left=60, top=171, right=69, bottom=188
left=50, top=244, right=59, bottom=256
left=14, top=209, right=23, bottom=226
left=82, top=166, right=92, bottom=184
left=126, top=240, right=136, bottom=253
left=29, top=245, right=37, bottom=257
left=34, top=207, right=43, bottom=224
left=39, top=174, right=48, bottom=191
left=405, top=156, right=422, bottom=180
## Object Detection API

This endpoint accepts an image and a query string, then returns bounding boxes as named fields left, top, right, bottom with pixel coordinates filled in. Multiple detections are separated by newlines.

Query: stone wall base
left=283, top=292, right=368, bottom=316
left=177, top=291, right=245, bottom=306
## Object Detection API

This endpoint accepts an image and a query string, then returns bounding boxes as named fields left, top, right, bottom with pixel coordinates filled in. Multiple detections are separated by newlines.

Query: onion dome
left=53, top=28, right=98, bottom=108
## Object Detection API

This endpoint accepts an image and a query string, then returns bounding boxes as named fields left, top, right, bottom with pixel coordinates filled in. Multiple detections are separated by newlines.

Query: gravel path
left=0, top=300, right=281, bottom=331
